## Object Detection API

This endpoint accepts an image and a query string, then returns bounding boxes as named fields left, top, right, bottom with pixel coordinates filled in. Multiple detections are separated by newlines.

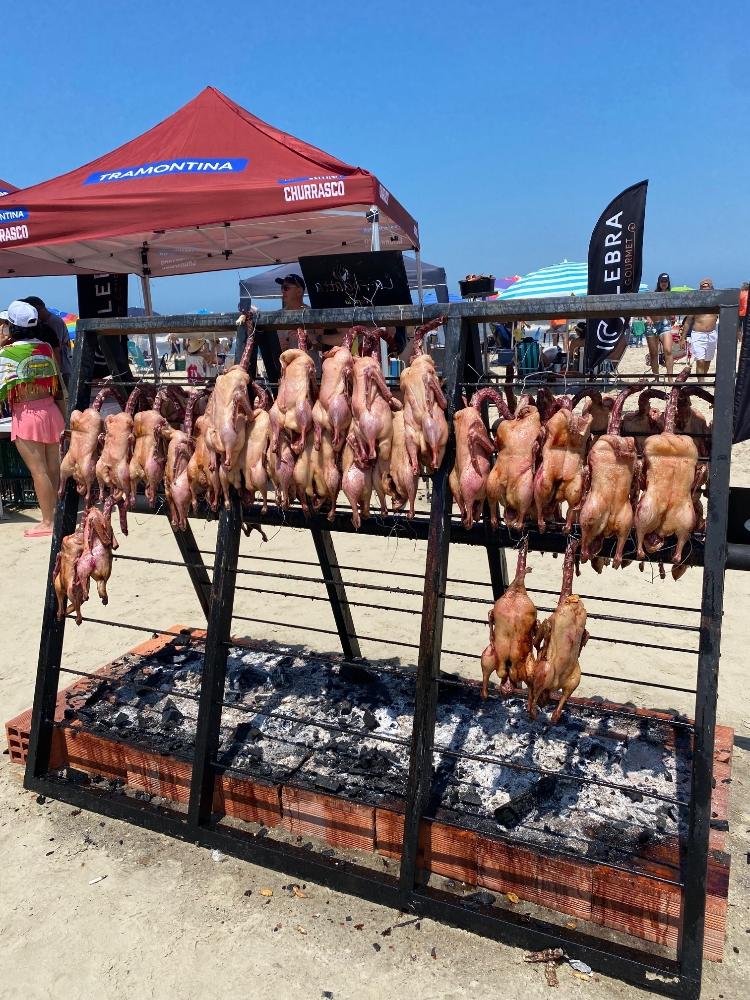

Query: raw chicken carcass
left=128, top=387, right=170, bottom=507
left=53, top=523, right=86, bottom=624
left=399, top=316, right=449, bottom=473
left=58, top=386, right=116, bottom=503
left=480, top=540, right=537, bottom=698
left=620, top=388, right=667, bottom=453
left=341, top=432, right=373, bottom=530
left=449, top=388, right=510, bottom=530
left=269, top=328, right=318, bottom=457
left=293, top=424, right=341, bottom=521
left=95, top=386, right=143, bottom=514
left=267, top=429, right=297, bottom=511
left=528, top=540, right=588, bottom=724
left=163, top=389, right=207, bottom=531
left=204, top=325, right=258, bottom=504
left=661, top=386, right=713, bottom=458
left=486, top=395, right=543, bottom=529
left=348, top=328, right=402, bottom=513
left=384, top=409, right=419, bottom=518
left=580, top=390, right=615, bottom=439
left=312, top=327, right=354, bottom=452
left=533, top=395, right=593, bottom=533
left=240, top=383, right=272, bottom=512
left=579, top=384, right=644, bottom=568
left=187, top=404, right=221, bottom=514
left=75, top=497, right=121, bottom=611
left=634, top=368, right=703, bottom=565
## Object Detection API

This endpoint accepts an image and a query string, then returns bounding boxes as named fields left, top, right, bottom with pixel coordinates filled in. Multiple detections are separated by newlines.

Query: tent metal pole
left=416, top=249, right=424, bottom=305
left=140, top=273, right=159, bottom=384
left=370, top=206, right=380, bottom=252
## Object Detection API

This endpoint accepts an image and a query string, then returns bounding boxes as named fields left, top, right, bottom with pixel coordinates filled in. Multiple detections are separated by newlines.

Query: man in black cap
left=275, top=272, right=306, bottom=311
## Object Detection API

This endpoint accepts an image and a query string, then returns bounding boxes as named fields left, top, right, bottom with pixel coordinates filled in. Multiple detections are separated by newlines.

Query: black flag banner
left=584, top=180, right=648, bottom=371
left=733, top=290, right=750, bottom=443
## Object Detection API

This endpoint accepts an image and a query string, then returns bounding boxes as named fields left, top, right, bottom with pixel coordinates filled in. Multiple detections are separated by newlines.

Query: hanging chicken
left=269, top=328, right=318, bottom=458
left=527, top=539, right=588, bottom=724
left=384, top=410, right=419, bottom=518
left=163, top=389, right=207, bottom=531
left=75, top=497, right=122, bottom=612
left=128, top=387, right=170, bottom=508
left=532, top=395, right=593, bottom=533
left=579, top=384, right=644, bottom=568
left=95, top=386, right=143, bottom=513
left=399, top=316, right=449, bottom=473
left=449, top=388, right=510, bottom=529
left=634, top=367, right=704, bottom=566
left=620, top=388, right=667, bottom=453
left=486, top=394, right=542, bottom=530
left=58, top=386, right=117, bottom=503
left=53, top=522, right=86, bottom=624
left=312, top=326, right=355, bottom=452
left=341, top=432, right=374, bottom=529
left=480, top=539, right=537, bottom=698
left=240, top=383, right=273, bottom=512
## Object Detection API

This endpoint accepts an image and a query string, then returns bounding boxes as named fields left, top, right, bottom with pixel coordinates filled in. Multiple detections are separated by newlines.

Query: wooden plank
left=281, top=786, right=375, bottom=852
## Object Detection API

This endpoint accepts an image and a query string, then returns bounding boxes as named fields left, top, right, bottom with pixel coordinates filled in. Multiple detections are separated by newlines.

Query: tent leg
left=140, top=274, right=159, bottom=384
left=416, top=250, right=424, bottom=306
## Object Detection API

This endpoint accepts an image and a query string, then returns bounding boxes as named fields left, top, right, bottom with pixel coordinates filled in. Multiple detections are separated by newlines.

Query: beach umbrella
left=49, top=307, right=79, bottom=338
left=494, top=275, right=521, bottom=291
left=499, top=260, right=648, bottom=299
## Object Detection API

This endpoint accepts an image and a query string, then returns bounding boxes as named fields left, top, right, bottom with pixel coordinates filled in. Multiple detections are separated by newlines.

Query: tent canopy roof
left=240, top=254, right=446, bottom=299
left=0, top=87, right=418, bottom=279
left=0, top=178, right=18, bottom=196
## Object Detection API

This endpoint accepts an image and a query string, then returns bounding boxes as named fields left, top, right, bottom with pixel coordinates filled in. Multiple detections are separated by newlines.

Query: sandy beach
left=2, top=345, right=749, bottom=1000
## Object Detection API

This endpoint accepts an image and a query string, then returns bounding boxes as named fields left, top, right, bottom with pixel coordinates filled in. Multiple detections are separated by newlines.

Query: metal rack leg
left=311, top=524, right=361, bottom=660
left=187, top=491, right=243, bottom=826
left=677, top=303, right=737, bottom=996
left=399, top=316, right=467, bottom=898
left=483, top=514, right=510, bottom=599
left=25, top=329, right=92, bottom=782
left=169, top=519, right=213, bottom=619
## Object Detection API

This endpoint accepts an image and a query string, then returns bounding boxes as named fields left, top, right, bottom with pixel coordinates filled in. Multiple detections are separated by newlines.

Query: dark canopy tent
left=239, top=255, right=448, bottom=304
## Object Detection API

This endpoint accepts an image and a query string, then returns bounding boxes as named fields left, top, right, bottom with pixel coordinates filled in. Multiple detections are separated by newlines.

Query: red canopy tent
left=0, top=87, right=419, bottom=281
left=0, top=178, right=18, bottom=196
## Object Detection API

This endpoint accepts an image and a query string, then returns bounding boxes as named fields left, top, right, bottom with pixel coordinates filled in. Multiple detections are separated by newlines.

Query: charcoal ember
left=337, top=700, right=352, bottom=716
left=339, top=662, right=375, bottom=686
left=361, top=710, right=379, bottom=732
left=710, top=818, right=729, bottom=832
left=267, top=665, right=289, bottom=689
left=64, top=767, right=90, bottom=785
left=114, top=712, right=131, bottom=729
left=624, top=789, right=644, bottom=803
left=63, top=707, right=76, bottom=720
left=161, top=700, right=184, bottom=730
left=235, top=722, right=262, bottom=743
left=315, top=775, right=343, bottom=794
left=578, top=736, right=610, bottom=760
left=243, top=745, right=264, bottom=762
left=460, top=788, right=483, bottom=808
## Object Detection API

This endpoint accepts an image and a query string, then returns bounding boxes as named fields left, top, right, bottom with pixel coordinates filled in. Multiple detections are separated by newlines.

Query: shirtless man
left=682, top=277, right=719, bottom=377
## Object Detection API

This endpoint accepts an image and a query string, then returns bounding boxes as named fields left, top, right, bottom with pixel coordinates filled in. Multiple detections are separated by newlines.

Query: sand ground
left=1, top=347, right=749, bottom=1000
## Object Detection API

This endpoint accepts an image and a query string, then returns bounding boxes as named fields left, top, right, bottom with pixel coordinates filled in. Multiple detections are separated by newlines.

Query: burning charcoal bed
left=51, top=636, right=691, bottom=866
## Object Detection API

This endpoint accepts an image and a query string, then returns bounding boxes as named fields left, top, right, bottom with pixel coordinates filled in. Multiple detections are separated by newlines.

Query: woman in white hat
left=0, top=300, right=66, bottom=537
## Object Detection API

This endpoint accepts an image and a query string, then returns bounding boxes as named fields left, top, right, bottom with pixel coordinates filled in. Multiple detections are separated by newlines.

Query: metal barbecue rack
left=24, top=290, right=742, bottom=999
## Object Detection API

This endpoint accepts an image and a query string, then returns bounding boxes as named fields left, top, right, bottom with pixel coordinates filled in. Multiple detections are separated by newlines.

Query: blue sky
left=2, top=0, right=748, bottom=314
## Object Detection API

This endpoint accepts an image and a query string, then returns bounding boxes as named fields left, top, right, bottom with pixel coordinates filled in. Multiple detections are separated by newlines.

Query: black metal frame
left=24, top=290, right=741, bottom=999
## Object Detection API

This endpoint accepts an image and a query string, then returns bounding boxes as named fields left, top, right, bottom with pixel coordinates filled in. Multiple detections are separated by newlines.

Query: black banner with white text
left=584, top=180, right=648, bottom=371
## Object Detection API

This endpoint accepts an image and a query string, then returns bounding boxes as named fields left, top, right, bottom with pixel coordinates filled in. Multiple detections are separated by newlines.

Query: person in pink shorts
left=0, top=300, right=66, bottom=537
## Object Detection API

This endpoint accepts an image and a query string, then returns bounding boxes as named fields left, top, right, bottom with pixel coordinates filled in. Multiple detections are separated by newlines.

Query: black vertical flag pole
left=584, top=180, right=648, bottom=372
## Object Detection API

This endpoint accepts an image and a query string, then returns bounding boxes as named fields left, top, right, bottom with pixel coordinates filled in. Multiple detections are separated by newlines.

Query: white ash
left=68, top=641, right=690, bottom=865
